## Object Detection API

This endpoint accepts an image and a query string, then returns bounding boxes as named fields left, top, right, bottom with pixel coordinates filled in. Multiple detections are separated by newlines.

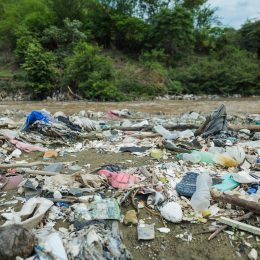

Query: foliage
left=171, top=47, right=260, bottom=95
left=0, top=0, right=53, bottom=48
left=112, top=16, right=149, bottom=52
left=239, top=19, right=260, bottom=59
left=65, top=42, right=123, bottom=100
left=21, top=42, right=57, bottom=92
left=149, top=6, right=194, bottom=63
left=0, top=0, right=259, bottom=99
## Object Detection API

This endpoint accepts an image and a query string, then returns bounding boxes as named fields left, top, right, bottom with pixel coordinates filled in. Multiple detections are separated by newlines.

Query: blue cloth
left=23, top=111, right=49, bottom=131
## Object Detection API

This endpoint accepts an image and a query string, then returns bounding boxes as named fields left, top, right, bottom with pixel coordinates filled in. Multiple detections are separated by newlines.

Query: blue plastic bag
left=23, top=111, right=49, bottom=131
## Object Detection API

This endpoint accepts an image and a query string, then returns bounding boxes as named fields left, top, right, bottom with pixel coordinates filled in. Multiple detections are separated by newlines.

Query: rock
left=248, top=248, right=257, bottom=260
left=123, top=210, right=138, bottom=225
left=160, top=202, right=183, bottom=223
left=0, top=225, right=35, bottom=260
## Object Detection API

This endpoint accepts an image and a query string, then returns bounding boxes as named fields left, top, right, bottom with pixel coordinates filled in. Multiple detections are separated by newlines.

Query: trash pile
left=0, top=105, right=260, bottom=259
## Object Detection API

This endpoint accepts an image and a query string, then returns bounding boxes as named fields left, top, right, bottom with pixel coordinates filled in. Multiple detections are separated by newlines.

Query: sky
left=208, top=0, right=260, bottom=29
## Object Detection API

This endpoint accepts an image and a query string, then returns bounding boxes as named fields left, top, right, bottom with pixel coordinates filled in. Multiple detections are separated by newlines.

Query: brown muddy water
left=0, top=97, right=260, bottom=115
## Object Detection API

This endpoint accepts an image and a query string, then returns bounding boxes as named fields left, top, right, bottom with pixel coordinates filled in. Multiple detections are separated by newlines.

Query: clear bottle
left=182, top=153, right=201, bottom=163
left=190, top=173, right=212, bottom=211
left=153, top=125, right=177, bottom=140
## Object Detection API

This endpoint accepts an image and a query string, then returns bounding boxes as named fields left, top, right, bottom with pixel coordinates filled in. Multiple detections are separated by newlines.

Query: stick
left=67, top=86, right=83, bottom=100
left=17, top=168, right=59, bottom=176
left=211, top=189, right=260, bottom=214
left=219, top=216, right=260, bottom=236
left=0, top=161, right=74, bottom=169
left=110, top=124, right=198, bottom=132
left=208, top=212, right=253, bottom=241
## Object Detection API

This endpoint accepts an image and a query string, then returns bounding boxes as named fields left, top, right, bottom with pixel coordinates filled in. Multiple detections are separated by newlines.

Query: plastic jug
left=190, top=173, right=212, bottom=211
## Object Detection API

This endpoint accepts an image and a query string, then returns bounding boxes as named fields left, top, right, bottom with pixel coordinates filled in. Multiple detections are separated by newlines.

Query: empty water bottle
left=190, top=173, right=212, bottom=211
left=153, top=125, right=177, bottom=140
left=182, top=153, right=201, bottom=163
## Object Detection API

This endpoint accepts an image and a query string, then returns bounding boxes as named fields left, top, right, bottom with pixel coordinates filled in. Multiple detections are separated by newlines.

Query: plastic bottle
left=192, top=151, right=215, bottom=164
left=182, top=153, right=201, bottom=163
left=190, top=173, right=212, bottom=211
left=153, top=125, right=177, bottom=140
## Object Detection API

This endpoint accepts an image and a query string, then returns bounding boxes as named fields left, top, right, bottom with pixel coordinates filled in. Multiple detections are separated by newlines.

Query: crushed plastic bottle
left=179, top=151, right=215, bottom=164
left=190, top=173, right=212, bottom=211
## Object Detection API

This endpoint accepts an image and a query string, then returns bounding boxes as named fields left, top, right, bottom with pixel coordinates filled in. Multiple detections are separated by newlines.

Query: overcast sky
left=208, top=0, right=260, bottom=29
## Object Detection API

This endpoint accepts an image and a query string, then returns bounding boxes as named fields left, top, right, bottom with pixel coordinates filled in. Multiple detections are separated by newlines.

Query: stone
left=248, top=248, right=257, bottom=260
left=123, top=210, right=138, bottom=225
left=0, top=225, right=35, bottom=260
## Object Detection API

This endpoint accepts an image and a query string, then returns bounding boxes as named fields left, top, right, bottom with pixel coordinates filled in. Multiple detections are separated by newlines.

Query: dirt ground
left=1, top=98, right=260, bottom=259
left=15, top=149, right=259, bottom=260
left=0, top=97, right=260, bottom=115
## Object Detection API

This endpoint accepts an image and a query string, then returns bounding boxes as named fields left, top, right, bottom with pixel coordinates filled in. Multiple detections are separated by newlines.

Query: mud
left=0, top=97, right=260, bottom=115
left=18, top=149, right=259, bottom=260
left=1, top=98, right=260, bottom=259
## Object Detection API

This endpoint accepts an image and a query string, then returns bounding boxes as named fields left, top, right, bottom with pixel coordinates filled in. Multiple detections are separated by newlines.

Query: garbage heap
left=0, top=105, right=259, bottom=260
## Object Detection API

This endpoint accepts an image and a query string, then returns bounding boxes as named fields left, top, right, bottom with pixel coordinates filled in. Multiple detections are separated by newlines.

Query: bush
left=112, top=15, right=149, bottom=53
left=170, top=47, right=260, bottom=95
left=22, top=42, right=57, bottom=93
left=65, top=42, right=123, bottom=100
left=115, top=60, right=167, bottom=98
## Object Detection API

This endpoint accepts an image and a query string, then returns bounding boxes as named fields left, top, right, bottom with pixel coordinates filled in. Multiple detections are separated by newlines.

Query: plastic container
left=153, top=125, right=177, bottom=140
left=182, top=153, right=201, bottom=163
left=190, top=173, right=212, bottom=211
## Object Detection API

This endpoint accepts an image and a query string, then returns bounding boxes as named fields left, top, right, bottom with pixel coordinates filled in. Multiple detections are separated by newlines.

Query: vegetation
left=0, top=0, right=259, bottom=100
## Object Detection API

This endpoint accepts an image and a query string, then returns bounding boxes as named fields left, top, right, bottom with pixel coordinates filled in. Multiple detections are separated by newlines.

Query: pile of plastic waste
left=0, top=104, right=259, bottom=259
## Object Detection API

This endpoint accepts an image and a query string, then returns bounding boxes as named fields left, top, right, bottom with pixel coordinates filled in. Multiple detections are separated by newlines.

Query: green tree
left=65, top=42, right=122, bottom=100
left=239, top=19, right=260, bottom=59
left=149, top=6, right=194, bottom=63
left=112, top=15, right=149, bottom=53
left=22, top=42, right=57, bottom=93
left=0, top=0, right=53, bottom=48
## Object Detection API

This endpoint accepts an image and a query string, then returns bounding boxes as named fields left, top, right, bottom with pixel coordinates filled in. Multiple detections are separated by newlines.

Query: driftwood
left=0, top=161, right=75, bottom=169
left=17, top=168, right=59, bottom=176
left=110, top=124, right=198, bottom=132
left=194, top=116, right=210, bottom=136
left=109, top=123, right=260, bottom=133
left=211, top=189, right=260, bottom=214
left=229, top=124, right=260, bottom=132
left=208, top=212, right=253, bottom=241
left=67, top=86, right=83, bottom=100
left=0, top=162, right=53, bottom=169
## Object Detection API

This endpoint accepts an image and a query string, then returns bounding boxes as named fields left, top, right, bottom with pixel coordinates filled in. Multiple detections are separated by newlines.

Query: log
left=208, top=212, right=253, bottom=241
left=219, top=217, right=260, bottom=236
left=67, top=86, right=83, bottom=100
left=110, top=124, right=198, bottom=132
left=229, top=124, right=260, bottom=132
left=0, top=162, right=53, bottom=169
left=211, top=189, right=260, bottom=214
left=109, top=124, right=260, bottom=133
left=0, top=161, right=74, bottom=169
left=18, top=168, right=59, bottom=176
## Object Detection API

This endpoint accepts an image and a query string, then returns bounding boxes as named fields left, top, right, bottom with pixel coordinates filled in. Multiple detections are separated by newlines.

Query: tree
left=22, top=42, right=57, bottom=93
left=112, top=15, right=149, bottom=53
left=0, top=0, right=53, bottom=48
left=239, top=19, right=260, bottom=59
left=149, top=6, right=194, bottom=63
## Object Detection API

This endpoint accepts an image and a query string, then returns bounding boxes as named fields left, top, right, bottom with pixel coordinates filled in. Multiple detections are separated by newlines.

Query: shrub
left=22, top=42, right=57, bottom=93
left=65, top=42, right=123, bottom=100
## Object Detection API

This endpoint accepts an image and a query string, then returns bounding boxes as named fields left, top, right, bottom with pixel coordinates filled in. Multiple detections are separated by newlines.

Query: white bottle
left=190, top=173, right=212, bottom=211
